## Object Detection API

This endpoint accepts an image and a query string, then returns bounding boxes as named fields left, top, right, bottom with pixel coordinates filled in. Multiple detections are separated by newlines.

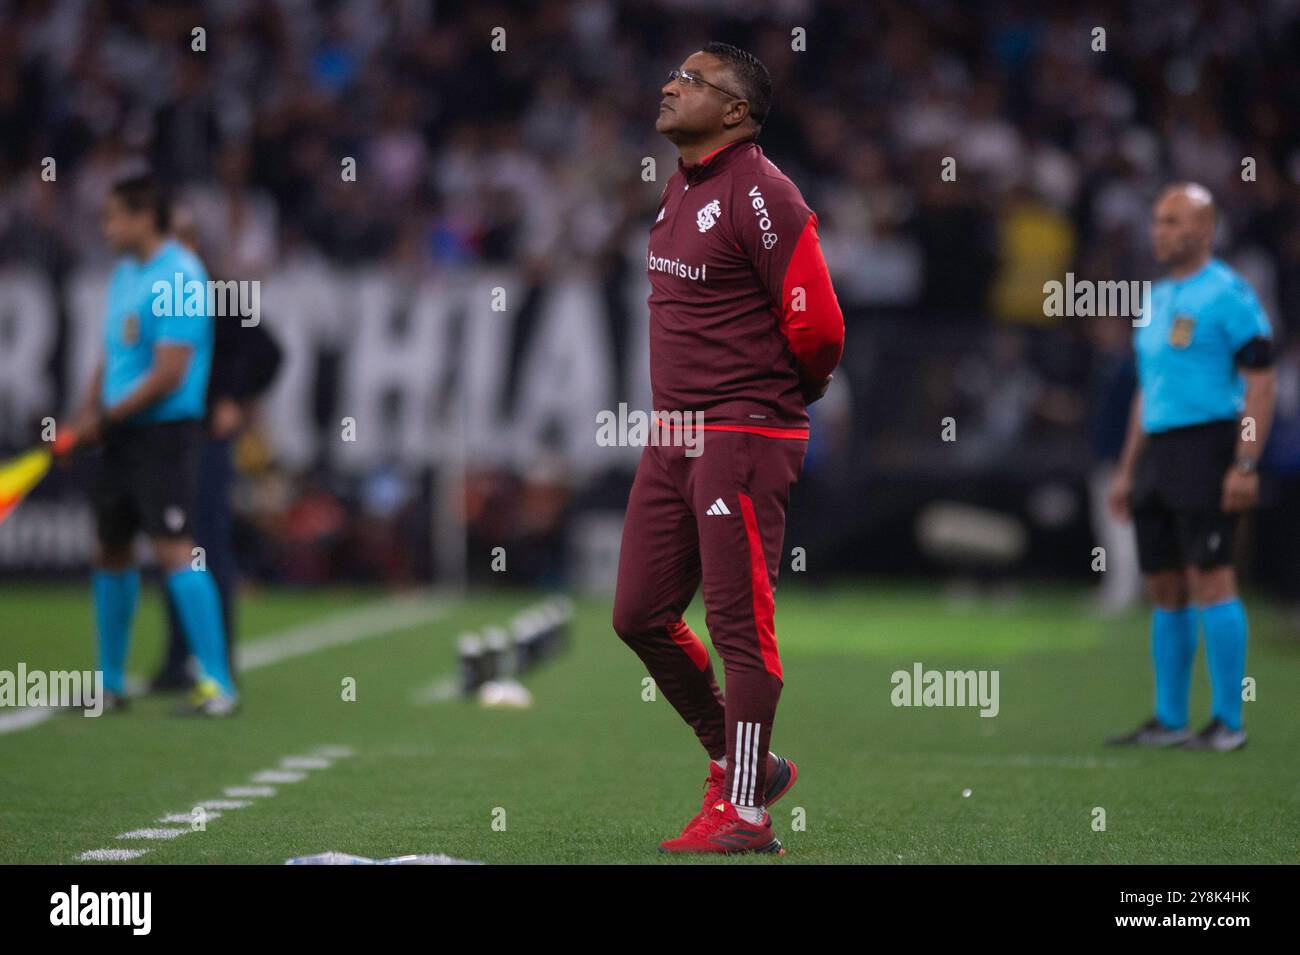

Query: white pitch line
left=79, top=848, right=151, bottom=861
left=280, top=756, right=332, bottom=770
left=76, top=743, right=355, bottom=863
left=236, top=593, right=453, bottom=670
left=117, top=827, right=189, bottom=840
left=158, top=811, right=222, bottom=824
left=904, top=753, right=1138, bottom=770
left=0, top=592, right=454, bottom=736
left=313, top=745, right=355, bottom=759
left=252, top=770, right=306, bottom=784
left=0, top=705, right=69, bottom=733
left=225, top=785, right=276, bottom=798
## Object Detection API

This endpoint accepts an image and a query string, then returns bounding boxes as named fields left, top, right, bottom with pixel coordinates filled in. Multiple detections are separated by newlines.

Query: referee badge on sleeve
left=1168, top=314, right=1196, bottom=348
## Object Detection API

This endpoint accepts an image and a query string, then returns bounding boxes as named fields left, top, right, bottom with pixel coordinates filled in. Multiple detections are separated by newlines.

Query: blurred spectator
left=2, top=0, right=1296, bottom=587
left=1085, top=318, right=1141, bottom=614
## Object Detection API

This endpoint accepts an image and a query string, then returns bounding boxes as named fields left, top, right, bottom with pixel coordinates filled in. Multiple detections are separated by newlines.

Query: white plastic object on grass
left=478, top=679, right=532, bottom=708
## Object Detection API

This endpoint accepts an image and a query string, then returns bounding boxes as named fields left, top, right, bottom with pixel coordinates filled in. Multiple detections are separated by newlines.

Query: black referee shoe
left=1104, top=716, right=1192, bottom=747
left=148, top=670, right=195, bottom=694
left=65, top=689, right=128, bottom=714
left=1180, top=718, right=1247, bottom=752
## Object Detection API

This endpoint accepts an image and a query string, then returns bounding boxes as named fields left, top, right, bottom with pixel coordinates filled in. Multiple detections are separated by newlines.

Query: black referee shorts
left=1130, top=419, right=1239, bottom=574
left=92, top=419, right=203, bottom=551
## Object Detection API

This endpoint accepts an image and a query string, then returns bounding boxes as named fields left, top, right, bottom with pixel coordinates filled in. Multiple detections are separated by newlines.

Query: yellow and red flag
left=0, top=447, right=53, bottom=525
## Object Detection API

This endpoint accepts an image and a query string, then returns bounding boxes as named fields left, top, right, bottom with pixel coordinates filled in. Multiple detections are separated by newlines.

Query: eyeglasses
left=667, top=68, right=743, bottom=102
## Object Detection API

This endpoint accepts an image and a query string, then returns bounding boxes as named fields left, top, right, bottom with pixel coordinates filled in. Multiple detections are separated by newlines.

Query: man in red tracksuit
left=613, top=41, right=845, bottom=854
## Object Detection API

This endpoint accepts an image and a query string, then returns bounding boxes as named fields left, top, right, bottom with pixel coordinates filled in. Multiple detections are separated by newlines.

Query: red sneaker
left=660, top=799, right=784, bottom=855
left=674, top=755, right=799, bottom=837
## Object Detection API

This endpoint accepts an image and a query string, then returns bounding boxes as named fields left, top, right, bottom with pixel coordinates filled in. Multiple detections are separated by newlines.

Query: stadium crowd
left=2, top=0, right=1297, bottom=316
left=1, top=0, right=1298, bottom=593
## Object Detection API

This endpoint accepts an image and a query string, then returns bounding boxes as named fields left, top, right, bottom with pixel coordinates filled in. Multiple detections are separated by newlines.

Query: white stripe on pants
left=732, top=721, right=761, bottom=806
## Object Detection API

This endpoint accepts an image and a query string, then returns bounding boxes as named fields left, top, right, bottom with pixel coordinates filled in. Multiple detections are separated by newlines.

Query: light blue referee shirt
left=1135, top=258, right=1271, bottom=434
left=101, top=239, right=212, bottom=424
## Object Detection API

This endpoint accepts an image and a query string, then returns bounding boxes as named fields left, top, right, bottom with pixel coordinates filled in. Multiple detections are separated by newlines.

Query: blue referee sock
left=1199, top=598, right=1248, bottom=732
left=93, top=569, right=140, bottom=695
left=166, top=567, right=236, bottom=698
left=1151, top=607, right=1197, bottom=731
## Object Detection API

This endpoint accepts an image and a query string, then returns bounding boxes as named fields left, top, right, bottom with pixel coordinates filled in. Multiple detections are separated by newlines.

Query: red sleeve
left=735, top=174, right=845, bottom=380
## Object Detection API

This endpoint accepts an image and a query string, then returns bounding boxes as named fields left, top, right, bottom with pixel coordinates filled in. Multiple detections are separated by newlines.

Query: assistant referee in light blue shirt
left=62, top=172, right=238, bottom=716
left=1107, top=183, right=1276, bottom=752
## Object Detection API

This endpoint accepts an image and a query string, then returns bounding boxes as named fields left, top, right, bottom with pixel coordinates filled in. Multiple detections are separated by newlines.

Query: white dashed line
left=314, top=745, right=355, bottom=758
left=79, top=848, right=151, bottom=862
left=75, top=744, right=355, bottom=862
left=224, top=785, right=277, bottom=798
left=117, top=828, right=189, bottom=840
left=280, top=756, right=332, bottom=770
left=158, top=812, right=222, bottom=824
left=252, top=770, right=306, bottom=784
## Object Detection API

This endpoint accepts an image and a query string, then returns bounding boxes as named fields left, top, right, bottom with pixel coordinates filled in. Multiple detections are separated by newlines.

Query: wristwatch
left=1234, top=457, right=1258, bottom=475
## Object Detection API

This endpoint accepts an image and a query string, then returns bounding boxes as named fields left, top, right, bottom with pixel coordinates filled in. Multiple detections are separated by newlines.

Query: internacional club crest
left=696, top=199, right=722, bottom=233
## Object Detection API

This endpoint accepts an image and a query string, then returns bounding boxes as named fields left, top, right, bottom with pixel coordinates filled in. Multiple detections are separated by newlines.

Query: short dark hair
left=702, top=41, right=772, bottom=129
left=110, top=172, right=170, bottom=232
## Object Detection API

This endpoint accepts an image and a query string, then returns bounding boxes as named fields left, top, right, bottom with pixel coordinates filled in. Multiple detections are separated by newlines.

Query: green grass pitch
left=1, top=583, right=1297, bottom=864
